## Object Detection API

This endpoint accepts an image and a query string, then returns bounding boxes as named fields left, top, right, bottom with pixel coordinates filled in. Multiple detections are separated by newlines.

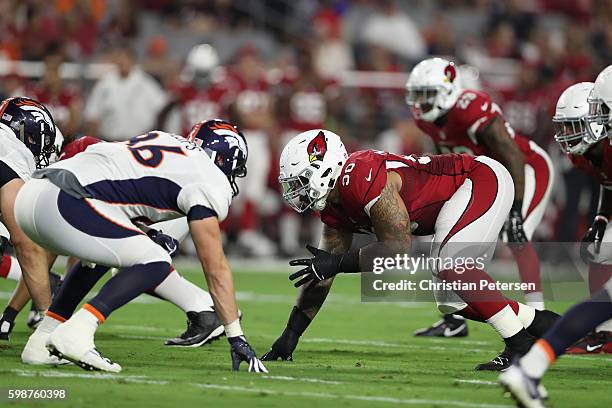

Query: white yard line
left=454, top=379, right=498, bottom=386
left=262, top=375, right=342, bottom=385
left=7, top=369, right=513, bottom=408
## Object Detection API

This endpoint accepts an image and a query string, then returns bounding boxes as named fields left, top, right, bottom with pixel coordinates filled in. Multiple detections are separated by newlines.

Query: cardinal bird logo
left=443, top=63, right=456, bottom=83
left=307, top=131, right=328, bottom=162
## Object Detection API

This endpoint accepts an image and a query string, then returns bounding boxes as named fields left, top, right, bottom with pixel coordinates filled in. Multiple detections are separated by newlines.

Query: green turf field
left=0, top=265, right=610, bottom=408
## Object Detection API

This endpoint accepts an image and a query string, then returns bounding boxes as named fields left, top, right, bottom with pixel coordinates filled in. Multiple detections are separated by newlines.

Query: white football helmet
left=279, top=129, right=348, bottom=213
left=585, top=65, right=612, bottom=142
left=182, top=44, right=220, bottom=86
left=553, top=82, right=594, bottom=155
left=405, top=57, right=463, bottom=122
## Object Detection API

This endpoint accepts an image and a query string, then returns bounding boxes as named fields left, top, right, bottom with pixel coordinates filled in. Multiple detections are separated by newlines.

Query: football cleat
left=475, top=347, right=515, bottom=371
left=0, top=314, right=15, bottom=341
left=499, top=364, right=546, bottom=408
left=566, top=331, right=611, bottom=354
left=45, top=317, right=121, bottom=372
left=21, top=329, right=70, bottom=365
left=414, top=314, right=468, bottom=337
left=164, top=311, right=225, bottom=347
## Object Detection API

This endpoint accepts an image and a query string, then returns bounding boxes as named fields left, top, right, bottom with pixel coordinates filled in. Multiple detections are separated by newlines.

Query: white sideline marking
left=454, top=379, right=498, bottom=386
left=8, top=369, right=513, bottom=408
left=262, top=375, right=342, bottom=385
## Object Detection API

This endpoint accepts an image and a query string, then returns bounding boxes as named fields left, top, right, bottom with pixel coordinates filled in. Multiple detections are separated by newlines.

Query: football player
left=14, top=134, right=226, bottom=351
left=405, top=58, right=554, bottom=337
left=17, top=120, right=267, bottom=373
left=499, top=70, right=612, bottom=407
left=0, top=97, right=58, bottom=339
left=263, top=129, right=558, bottom=371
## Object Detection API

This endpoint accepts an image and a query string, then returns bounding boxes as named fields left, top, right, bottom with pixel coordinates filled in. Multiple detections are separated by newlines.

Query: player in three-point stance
left=262, top=129, right=559, bottom=371
left=17, top=120, right=267, bottom=373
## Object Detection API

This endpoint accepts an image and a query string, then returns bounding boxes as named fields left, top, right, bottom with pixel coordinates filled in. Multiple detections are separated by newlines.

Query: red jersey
left=281, top=73, right=339, bottom=132
left=320, top=150, right=476, bottom=236
left=31, top=85, right=80, bottom=130
left=59, top=136, right=101, bottom=160
left=226, top=70, right=271, bottom=130
left=171, top=81, right=229, bottom=136
left=568, top=140, right=612, bottom=188
left=415, top=89, right=536, bottom=163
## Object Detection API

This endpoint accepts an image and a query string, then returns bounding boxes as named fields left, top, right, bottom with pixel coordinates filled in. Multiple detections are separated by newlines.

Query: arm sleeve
left=0, top=160, right=21, bottom=188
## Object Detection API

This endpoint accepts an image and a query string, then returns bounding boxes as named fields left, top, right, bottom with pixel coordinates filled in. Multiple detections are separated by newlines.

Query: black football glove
left=289, top=244, right=359, bottom=287
left=147, top=229, right=180, bottom=257
left=228, top=335, right=268, bottom=373
left=580, top=216, right=608, bottom=263
left=261, top=327, right=300, bottom=361
left=504, top=207, right=528, bottom=245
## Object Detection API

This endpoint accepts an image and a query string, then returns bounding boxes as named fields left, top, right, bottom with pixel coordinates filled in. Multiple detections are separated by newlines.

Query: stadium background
left=0, top=0, right=608, bottom=259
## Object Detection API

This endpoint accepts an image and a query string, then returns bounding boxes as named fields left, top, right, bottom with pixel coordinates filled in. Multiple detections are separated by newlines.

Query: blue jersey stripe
left=84, top=177, right=182, bottom=213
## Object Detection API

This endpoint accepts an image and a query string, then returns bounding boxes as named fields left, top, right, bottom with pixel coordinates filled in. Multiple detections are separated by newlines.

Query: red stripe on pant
left=0, top=255, right=11, bottom=278
left=525, top=150, right=551, bottom=217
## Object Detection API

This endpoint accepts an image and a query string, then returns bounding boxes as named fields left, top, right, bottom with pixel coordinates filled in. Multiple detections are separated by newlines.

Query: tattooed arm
left=476, top=116, right=525, bottom=201
left=358, top=170, right=412, bottom=270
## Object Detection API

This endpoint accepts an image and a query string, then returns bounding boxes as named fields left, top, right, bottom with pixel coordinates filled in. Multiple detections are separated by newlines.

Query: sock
left=38, top=314, right=62, bottom=334
left=486, top=304, right=524, bottom=339
left=48, top=262, right=109, bottom=320
left=596, top=319, right=612, bottom=332
left=509, top=242, right=542, bottom=293
left=525, top=309, right=560, bottom=338
left=515, top=302, right=536, bottom=328
left=544, top=288, right=612, bottom=356
left=87, top=262, right=171, bottom=319
left=439, top=267, right=521, bottom=326
left=524, top=292, right=545, bottom=310
left=73, top=308, right=101, bottom=330
left=0, top=256, right=21, bottom=281
left=1, top=306, right=18, bottom=323
left=588, top=263, right=612, bottom=294
left=151, top=269, right=214, bottom=313
left=520, top=339, right=554, bottom=379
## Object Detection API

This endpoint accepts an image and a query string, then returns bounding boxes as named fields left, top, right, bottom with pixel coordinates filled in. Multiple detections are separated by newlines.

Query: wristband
left=224, top=318, right=244, bottom=338
left=287, top=306, right=312, bottom=337
left=338, top=248, right=361, bottom=273
left=511, top=200, right=523, bottom=213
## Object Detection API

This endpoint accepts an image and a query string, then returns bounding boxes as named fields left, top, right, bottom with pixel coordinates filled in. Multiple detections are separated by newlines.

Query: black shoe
left=164, top=311, right=225, bottom=347
left=0, top=314, right=15, bottom=340
left=475, top=347, right=514, bottom=371
left=27, top=271, right=63, bottom=329
left=414, top=314, right=468, bottom=337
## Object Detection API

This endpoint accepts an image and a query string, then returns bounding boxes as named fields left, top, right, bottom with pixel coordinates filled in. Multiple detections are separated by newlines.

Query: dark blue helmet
left=188, top=119, right=247, bottom=197
left=0, top=97, right=56, bottom=168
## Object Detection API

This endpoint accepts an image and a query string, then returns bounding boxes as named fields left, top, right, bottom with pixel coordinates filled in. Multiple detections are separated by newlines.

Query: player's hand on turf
left=228, top=335, right=268, bottom=373
left=147, top=229, right=180, bottom=257
left=581, top=215, right=608, bottom=262
left=289, top=245, right=341, bottom=287
left=504, top=208, right=528, bottom=245
left=261, top=327, right=299, bottom=361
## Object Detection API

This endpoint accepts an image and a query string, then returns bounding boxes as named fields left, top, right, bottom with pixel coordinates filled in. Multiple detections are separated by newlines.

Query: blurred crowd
left=0, top=0, right=610, bottom=256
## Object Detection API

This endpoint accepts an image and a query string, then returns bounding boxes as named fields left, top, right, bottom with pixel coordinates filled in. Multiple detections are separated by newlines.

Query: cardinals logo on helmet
left=307, top=131, right=327, bottom=162
left=443, top=63, right=456, bottom=83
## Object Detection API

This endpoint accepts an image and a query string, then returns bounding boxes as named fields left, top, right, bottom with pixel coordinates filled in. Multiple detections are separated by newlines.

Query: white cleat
left=499, top=364, right=546, bottom=408
left=21, top=330, right=70, bottom=365
left=45, top=318, right=121, bottom=373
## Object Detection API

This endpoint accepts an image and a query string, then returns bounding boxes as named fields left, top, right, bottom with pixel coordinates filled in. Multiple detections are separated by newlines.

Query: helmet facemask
left=585, top=96, right=610, bottom=143
left=552, top=116, right=593, bottom=155
left=280, top=165, right=337, bottom=213
left=18, top=120, right=56, bottom=168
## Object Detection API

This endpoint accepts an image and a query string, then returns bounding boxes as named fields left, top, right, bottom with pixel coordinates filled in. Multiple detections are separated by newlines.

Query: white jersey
left=48, top=131, right=232, bottom=224
left=0, top=125, right=36, bottom=181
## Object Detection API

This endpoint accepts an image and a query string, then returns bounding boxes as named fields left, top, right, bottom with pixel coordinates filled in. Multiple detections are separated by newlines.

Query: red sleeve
left=451, top=90, right=500, bottom=144
left=59, top=136, right=101, bottom=160
left=338, top=150, right=388, bottom=217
